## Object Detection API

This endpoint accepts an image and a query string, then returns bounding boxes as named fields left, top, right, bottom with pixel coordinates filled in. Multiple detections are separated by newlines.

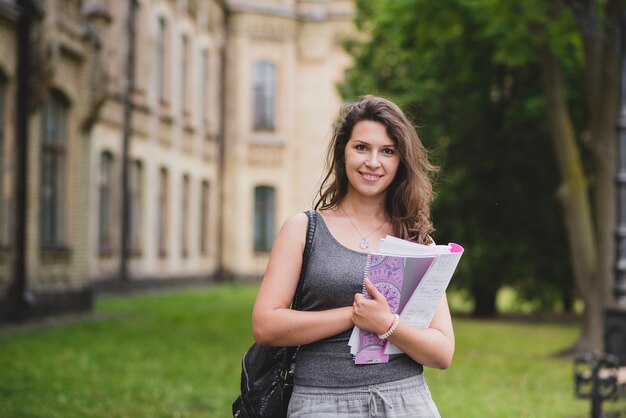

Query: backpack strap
left=292, top=209, right=316, bottom=311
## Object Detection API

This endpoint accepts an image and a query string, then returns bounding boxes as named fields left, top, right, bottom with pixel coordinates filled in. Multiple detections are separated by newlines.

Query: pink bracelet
left=377, top=314, right=400, bottom=340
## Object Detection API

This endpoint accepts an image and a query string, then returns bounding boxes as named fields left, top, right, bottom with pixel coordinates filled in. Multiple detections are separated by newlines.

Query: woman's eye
left=355, top=144, right=367, bottom=151
left=383, top=148, right=395, bottom=155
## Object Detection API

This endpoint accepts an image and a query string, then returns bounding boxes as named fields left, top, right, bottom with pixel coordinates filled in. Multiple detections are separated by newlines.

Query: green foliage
left=470, top=0, right=582, bottom=67
left=343, top=0, right=585, bottom=315
left=0, top=287, right=598, bottom=417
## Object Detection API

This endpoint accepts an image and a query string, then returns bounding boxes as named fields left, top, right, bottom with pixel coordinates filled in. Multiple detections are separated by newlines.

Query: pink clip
left=448, top=243, right=464, bottom=253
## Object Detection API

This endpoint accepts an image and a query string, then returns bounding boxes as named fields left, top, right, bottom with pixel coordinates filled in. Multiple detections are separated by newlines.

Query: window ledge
left=40, top=245, right=72, bottom=264
left=99, top=247, right=115, bottom=258
left=248, top=134, right=286, bottom=146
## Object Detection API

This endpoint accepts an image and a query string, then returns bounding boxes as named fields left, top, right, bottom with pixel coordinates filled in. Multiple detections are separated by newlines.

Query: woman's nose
left=365, top=153, right=381, bottom=168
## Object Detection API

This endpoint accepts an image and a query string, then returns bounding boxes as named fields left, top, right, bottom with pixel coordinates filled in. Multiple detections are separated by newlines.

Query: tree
left=477, top=0, right=622, bottom=353
left=343, top=0, right=575, bottom=318
left=344, top=0, right=623, bottom=352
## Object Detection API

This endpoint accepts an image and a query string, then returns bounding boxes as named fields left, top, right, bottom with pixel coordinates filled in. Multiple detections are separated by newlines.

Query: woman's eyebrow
left=352, top=139, right=396, bottom=147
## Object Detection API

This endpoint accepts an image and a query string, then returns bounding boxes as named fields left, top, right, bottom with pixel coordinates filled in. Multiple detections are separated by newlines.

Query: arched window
left=99, top=151, right=114, bottom=254
left=129, top=159, right=143, bottom=254
left=134, top=0, right=145, bottom=97
left=157, top=166, right=169, bottom=257
left=180, top=33, right=190, bottom=116
left=199, top=180, right=209, bottom=255
left=40, top=90, right=69, bottom=247
left=252, top=61, right=276, bottom=131
left=156, top=16, right=168, bottom=104
left=254, top=185, right=276, bottom=252
left=0, top=73, right=7, bottom=245
left=181, top=174, right=190, bottom=257
left=200, top=48, right=209, bottom=128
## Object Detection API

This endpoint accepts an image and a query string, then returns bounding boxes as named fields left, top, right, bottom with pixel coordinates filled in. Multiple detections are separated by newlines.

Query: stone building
left=0, top=0, right=355, bottom=320
left=90, top=0, right=226, bottom=284
left=91, top=0, right=355, bottom=284
left=0, top=0, right=111, bottom=319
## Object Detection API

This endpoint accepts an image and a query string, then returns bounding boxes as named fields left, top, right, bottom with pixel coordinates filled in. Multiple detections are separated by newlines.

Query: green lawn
left=0, top=285, right=613, bottom=417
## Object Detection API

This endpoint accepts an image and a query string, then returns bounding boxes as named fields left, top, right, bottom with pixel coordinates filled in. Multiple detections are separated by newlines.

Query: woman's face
left=343, top=120, right=400, bottom=199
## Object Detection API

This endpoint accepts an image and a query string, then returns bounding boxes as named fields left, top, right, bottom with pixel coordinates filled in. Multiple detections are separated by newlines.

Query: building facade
left=1, top=0, right=355, bottom=320
left=221, top=0, right=354, bottom=278
left=0, top=0, right=111, bottom=319
left=90, top=0, right=225, bottom=283
left=92, top=0, right=355, bottom=283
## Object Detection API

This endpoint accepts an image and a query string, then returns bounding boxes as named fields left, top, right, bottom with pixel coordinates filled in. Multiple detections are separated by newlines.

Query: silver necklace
left=341, top=205, right=386, bottom=250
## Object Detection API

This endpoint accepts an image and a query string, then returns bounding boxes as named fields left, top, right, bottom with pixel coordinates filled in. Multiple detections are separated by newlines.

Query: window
left=254, top=186, right=276, bottom=252
left=158, top=167, right=169, bottom=257
left=200, top=48, right=209, bottom=126
left=129, top=160, right=143, bottom=253
left=252, top=61, right=276, bottom=131
left=156, top=16, right=167, bottom=103
left=40, top=90, right=69, bottom=247
left=99, top=151, right=114, bottom=254
left=0, top=75, right=6, bottom=245
left=133, top=0, right=144, bottom=94
left=181, top=174, right=190, bottom=257
left=180, top=34, right=189, bottom=115
left=199, top=180, right=209, bottom=255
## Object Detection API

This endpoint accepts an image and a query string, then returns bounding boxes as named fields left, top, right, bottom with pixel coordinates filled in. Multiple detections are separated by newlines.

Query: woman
left=252, top=95, right=453, bottom=417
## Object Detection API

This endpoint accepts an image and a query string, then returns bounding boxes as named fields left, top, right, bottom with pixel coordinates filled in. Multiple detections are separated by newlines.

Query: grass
left=0, top=285, right=255, bottom=418
left=0, top=284, right=614, bottom=417
left=429, top=318, right=588, bottom=417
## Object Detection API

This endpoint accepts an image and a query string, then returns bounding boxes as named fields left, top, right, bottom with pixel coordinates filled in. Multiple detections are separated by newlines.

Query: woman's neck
left=339, top=193, right=387, bottom=220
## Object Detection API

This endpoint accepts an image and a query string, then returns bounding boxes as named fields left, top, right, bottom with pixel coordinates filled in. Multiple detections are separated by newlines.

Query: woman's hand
left=352, top=278, right=396, bottom=336
left=354, top=279, right=455, bottom=369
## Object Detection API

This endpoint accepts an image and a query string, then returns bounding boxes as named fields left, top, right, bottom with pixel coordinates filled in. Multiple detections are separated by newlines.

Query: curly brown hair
left=314, top=95, right=438, bottom=244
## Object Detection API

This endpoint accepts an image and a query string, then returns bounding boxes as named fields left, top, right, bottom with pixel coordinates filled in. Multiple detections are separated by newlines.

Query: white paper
left=384, top=251, right=462, bottom=354
left=348, top=236, right=464, bottom=357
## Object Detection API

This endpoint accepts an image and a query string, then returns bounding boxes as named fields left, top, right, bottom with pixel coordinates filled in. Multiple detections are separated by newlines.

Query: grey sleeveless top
left=293, top=212, right=423, bottom=387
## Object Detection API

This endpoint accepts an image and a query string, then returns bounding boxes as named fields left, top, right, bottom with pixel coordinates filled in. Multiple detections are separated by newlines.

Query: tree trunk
left=585, top=0, right=620, bottom=312
left=562, top=288, right=573, bottom=314
left=539, top=44, right=601, bottom=353
left=471, top=283, right=498, bottom=318
left=560, top=0, right=622, bottom=353
left=560, top=289, right=605, bottom=356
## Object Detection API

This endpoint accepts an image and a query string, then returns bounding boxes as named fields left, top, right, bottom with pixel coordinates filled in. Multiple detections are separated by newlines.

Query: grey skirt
left=287, top=374, right=441, bottom=418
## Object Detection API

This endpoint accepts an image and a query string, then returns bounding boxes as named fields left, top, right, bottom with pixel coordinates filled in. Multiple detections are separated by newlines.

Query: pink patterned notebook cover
left=354, top=254, right=435, bottom=364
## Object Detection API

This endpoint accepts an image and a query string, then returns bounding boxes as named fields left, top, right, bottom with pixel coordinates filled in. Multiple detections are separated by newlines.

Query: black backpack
left=232, top=210, right=316, bottom=418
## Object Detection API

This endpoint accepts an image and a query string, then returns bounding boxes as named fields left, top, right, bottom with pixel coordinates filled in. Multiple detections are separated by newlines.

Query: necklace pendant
left=359, top=239, right=369, bottom=249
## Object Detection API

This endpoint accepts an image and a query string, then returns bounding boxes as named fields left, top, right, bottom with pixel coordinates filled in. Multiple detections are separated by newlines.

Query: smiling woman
left=249, top=95, right=445, bottom=417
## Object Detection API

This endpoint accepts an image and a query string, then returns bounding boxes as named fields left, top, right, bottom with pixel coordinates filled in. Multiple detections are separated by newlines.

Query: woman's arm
left=252, top=212, right=354, bottom=347
left=352, top=279, right=455, bottom=369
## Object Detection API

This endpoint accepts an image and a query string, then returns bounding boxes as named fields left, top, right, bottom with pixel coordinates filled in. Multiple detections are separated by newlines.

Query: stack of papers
left=348, top=236, right=464, bottom=364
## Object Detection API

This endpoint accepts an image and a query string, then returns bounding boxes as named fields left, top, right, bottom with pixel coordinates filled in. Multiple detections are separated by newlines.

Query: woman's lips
left=359, top=171, right=382, bottom=181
